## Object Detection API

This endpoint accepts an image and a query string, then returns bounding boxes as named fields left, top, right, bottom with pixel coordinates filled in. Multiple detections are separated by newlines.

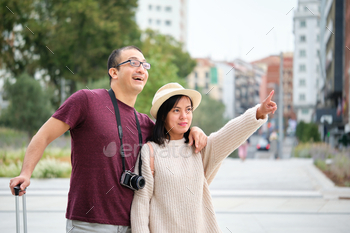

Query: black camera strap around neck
left=108, top=89, right=143, bottom=176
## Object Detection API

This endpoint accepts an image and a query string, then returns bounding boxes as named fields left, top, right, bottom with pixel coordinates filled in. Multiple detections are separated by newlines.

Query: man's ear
left=108, top=68, right=118, bottom=81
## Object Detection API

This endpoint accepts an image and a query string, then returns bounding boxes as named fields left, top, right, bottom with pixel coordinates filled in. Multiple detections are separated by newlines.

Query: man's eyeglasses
left=115, top=60, right=151, bottom=70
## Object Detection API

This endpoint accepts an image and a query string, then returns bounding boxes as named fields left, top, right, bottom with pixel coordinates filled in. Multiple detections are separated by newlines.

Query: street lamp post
left=278, top=52, right=284, bottom=159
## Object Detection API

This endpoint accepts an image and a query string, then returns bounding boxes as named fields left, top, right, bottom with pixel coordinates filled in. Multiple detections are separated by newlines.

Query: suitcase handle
left=14, top=185, right=27, bottom=233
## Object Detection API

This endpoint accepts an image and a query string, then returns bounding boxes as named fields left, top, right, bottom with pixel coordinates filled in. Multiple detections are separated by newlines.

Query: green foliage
left=135, top=37, right=186, bottom=115
left=76, top=77, right=110, bottom=91
left=295, top=121, right=321, bottom=143
left=314, top=159, right=328, bottom=172
left=0, top=147, right=71, bottom=177
left=191, top=91, right=228, bottom=136
left=0, top=127, right=28, bottom=148
left=294, top=142, right=350, bottom=187
left=32, top=158, right=71, bottom=178
left=1, top=0, right=141, bottom=107
left=0, top=161, right=22, bottom=177
left=141, top=30, right=196, bottom=79
left=0, top=73, right=53, bottom=138
left=330, top=155, right=350, bottom=180
left=293, top=142, right=336, bottom=159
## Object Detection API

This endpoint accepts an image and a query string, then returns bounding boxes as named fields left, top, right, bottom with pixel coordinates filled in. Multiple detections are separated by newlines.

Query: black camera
left=120, top=170, right=145, bottom=191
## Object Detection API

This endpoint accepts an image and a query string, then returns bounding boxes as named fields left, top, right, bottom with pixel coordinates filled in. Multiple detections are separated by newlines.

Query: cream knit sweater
left=131, top=105, right=267, bottom=233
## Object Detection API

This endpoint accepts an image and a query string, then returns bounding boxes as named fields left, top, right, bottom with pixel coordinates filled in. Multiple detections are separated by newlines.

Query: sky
left=187, top=0, right=298, bottom=62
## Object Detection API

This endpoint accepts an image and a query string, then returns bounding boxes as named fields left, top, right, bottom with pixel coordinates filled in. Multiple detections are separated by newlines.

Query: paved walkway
left=1, top=158, right=350, bottom=233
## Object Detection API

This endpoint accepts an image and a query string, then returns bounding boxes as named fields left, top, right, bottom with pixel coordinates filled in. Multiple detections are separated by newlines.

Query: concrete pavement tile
left=0, top=212, right=66, bottom=233
left=0, top=196, right=67, bottom=211
left=265, top=227, right=349, bottom=233
left=253, top=214, right=349, bottom=228
left=318, top=200, right=350, bottom=213
left=216, top=213, right=266, bottom=233
left=221, top=198, right=289, bottom=213
left=276, top=198, right=328, bottom=213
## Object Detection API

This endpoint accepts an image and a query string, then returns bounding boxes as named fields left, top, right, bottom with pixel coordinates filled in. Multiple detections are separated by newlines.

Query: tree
left=191, top=91, right=228, bottom=135
left=295, top=121, right=321, bottom=143
left=134, top=30, right=196, bottom=116
left=141, top=29, right=196, bottom=79
left=1, top=0, right=141, bottom=107
left=0, top=73, right=53, bottom=138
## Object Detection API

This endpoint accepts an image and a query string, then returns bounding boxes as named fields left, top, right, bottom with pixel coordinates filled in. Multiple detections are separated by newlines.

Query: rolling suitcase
left=14, top=185, right=27, bottom=233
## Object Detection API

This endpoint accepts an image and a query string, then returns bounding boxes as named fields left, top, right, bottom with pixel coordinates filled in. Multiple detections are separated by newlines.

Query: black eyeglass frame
left=114, top=59, right=151, bottom=70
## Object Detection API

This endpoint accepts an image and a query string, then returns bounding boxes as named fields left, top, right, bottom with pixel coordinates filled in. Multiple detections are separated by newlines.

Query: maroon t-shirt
left=52, top=89, right=154, bottom=226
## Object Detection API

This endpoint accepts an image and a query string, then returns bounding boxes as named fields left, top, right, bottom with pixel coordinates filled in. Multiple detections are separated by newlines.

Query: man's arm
left=188, top=126, right=207, bottom=153
left=9, top=117, right=70, bottom=196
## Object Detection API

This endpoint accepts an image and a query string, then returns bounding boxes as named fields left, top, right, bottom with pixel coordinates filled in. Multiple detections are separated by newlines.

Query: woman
left=131, top=83, right=277, bottom=233
left=238, top=138, right=250, bottom=161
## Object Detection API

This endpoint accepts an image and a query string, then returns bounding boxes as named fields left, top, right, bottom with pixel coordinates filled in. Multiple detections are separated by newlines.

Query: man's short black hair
left=107, top=45, right=143, bottom=84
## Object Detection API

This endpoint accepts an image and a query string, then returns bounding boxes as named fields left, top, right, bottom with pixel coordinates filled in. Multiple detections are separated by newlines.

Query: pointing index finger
left=265, top=90, right=274, bottom=102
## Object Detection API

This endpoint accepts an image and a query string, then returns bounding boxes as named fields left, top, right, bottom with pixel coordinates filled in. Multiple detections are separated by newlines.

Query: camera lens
left=131, top=175, right=145, bottom=190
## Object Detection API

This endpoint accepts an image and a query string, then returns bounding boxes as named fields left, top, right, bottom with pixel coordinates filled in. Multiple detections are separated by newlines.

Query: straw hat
left=150, top=83, right=202, bottom=119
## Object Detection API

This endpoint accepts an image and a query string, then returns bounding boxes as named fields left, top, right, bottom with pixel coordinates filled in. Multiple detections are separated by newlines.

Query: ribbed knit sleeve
left=131, top=144, right=154, bottom=233
left=202, top=104, right=268, bottom=184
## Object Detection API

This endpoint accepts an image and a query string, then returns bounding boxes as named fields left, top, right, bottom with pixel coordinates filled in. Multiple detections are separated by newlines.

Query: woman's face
left=164, top=96, right=193, bottom=140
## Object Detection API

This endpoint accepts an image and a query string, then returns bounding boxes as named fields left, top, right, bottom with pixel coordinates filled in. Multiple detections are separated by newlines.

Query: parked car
left=257, top=137, right=270, bottom=151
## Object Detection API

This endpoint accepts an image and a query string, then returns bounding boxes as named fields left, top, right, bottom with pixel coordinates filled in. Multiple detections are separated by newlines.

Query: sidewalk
left=1, top=158, right=350, bottom=233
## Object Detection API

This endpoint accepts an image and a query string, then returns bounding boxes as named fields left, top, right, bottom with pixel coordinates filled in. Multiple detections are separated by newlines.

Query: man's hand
left=256, top=90, right=278, bottom=120
left=9, top=175, right=30, bottom=196
left=188, top=126, right=207, bottom=153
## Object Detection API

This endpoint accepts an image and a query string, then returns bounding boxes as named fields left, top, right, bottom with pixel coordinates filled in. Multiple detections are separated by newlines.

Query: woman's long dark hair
left=150, top=95, right=193, bottom=146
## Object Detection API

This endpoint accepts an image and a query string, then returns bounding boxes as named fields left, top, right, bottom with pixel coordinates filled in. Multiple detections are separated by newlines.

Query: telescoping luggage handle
left=14, top=185, right=27, bottom=233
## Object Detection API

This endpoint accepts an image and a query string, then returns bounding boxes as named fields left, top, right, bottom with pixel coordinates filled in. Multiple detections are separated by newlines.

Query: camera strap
left=108, top=89, right=143, bottom=176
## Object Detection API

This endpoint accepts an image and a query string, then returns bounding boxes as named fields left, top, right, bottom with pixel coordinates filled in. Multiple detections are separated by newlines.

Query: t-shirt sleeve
left=52, top=90, right=88, bottom=129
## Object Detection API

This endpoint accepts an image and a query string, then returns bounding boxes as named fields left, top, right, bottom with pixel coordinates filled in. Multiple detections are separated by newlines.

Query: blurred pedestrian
left=238, top=137, right=250, bottom=161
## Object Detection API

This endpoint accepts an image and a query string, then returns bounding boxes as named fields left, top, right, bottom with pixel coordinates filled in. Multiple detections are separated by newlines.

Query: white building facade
left=135, top=0, right=188, bottom=48
left=293, top=0, right=321, bottom=122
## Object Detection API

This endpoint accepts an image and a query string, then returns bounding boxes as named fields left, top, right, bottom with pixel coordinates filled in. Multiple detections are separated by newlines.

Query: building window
left=316, top=64, right=319, bottom=73
left=317, top=50, right=320, bottom=56
left=317, top=20, right=320, bottom=27
left=300, top=35, right=306, bottom=42
left=149, top=5, right=152, bottom=10
left=317, top=34, right=320, bottom=42
left=165, top=6, right=172, bottom=12
left=299, top=50, right=306, bottom=57
left=194, top=72, right=198, bottom=79
left=156, top=19, right=161, bottom=25
left=299, top=64, right=306, bottom=72
left=302, top=109, right=309, bottom=114
left=299, top=79, right=306, bottom=86
left=205, top=72, right=209, bottom=79
left=148, top=18, right=152, bottom=24
left=205, top=82, right=209, bottom=89
left=156, top=5, right=161, bottom=11
left=165, top=20, right=171, bottom=26
left=195, top=82, right=198, bottom=90
left=299, top=94, right=306, bottom=101
left=300, top=20, right=306, bottom=27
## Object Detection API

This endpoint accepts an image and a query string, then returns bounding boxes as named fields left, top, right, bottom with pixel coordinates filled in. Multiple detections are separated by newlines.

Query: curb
left=306, top=161, right=350, bottom=199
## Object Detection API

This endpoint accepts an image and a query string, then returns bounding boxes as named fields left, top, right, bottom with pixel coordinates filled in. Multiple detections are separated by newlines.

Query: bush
left=294, top=142, right=350, bottom=187
left=295, top=121, right=321, bottom=143
left=32, top=158, right=71, bottom=178
left=330, top=154, right=350, bottom=180
left=0, top=147, right=71, bottom=178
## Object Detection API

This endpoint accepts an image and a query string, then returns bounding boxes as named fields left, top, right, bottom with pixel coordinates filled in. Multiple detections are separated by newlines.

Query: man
left=9, top=46, right=207, bottom=232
